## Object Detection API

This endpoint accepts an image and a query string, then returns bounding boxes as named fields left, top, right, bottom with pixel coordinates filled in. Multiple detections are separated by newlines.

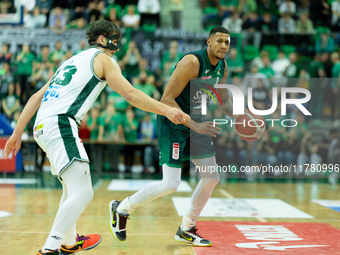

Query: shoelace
left=188, top=227, right=203, bottom=239
left=77, top=235, right=90, bottom=242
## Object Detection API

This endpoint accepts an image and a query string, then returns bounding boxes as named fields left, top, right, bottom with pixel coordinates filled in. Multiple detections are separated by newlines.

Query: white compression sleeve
left=57, top=180, right=77, bottom=247
left=42, top=161, right=93, bottom=251
left=118, top=164, right=181, bottom=214
left=181, top=156, right=220, bottom=230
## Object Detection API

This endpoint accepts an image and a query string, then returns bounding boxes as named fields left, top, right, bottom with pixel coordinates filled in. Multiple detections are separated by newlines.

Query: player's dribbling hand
left=166, top=108, right=190, bottom=125
left=193, top=122, right=221, bottom=137
left=4, top=133, right=22, bottom=159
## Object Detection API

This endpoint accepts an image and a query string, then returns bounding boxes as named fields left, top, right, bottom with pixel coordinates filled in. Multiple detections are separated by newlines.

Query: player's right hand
left=194, top=122, right=221, bottom=137
left=4, top=133, right=22, bottom=159
left=166, top=107, right=190, bottom=125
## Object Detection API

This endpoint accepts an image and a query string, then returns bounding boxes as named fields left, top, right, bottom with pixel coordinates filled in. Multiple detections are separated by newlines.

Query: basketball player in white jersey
left=4, top=20, right=189, bottom=255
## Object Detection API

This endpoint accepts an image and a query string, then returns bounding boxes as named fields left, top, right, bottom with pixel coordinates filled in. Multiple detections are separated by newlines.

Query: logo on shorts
left=172, top=143, right=180, bottom=160
left=36, top=130, right=43, bottom=138
left=34, top=124, right=43, bottom=131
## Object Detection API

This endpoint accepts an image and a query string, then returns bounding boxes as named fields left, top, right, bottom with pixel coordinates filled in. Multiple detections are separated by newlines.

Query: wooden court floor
left=1, top=175, right=340, bottom=255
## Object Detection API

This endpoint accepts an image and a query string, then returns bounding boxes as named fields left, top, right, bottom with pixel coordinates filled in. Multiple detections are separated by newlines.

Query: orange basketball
left=235, top=110, right=266, bottom=142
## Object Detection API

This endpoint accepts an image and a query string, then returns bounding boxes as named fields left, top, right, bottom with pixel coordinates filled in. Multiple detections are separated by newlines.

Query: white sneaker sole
left=174, top=235, right=212, bottom=247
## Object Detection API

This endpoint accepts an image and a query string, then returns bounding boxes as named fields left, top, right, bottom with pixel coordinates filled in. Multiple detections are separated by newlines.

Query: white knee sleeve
left=159, top=164, right=182, bottom=193
left=62, top=161, right=94, bottom=207
left=43, top=161, right=93, bottom=251
left=181, top=156, right=219, bottom=230
left=120, top=164, right=181, bottom=214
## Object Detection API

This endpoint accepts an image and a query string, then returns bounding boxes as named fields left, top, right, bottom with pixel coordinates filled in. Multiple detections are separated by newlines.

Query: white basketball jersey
left=36, top=47, right=107, bottom=123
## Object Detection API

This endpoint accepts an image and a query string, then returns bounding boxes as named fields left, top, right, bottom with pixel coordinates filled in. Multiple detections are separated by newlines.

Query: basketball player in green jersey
left=110, top=27, right=234, bottom=247
left=4, top=20, right=189, bottom=255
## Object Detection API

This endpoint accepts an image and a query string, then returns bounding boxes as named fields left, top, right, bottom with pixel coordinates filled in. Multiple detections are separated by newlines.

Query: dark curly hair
left=86, top=20, right=121, bottom=44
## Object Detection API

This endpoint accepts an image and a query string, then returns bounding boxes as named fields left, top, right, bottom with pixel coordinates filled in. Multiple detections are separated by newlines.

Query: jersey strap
left=189, top=52, right=203, bottom=77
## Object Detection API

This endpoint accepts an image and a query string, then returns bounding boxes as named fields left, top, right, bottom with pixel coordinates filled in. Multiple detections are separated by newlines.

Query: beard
left=215, top=54, right=225, bottom=60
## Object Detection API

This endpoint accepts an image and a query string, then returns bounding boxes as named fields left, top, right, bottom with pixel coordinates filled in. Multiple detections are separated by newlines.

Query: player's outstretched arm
left=94, top=53, right=189, bottom=125
left=4, top=80, right=51, bottom=159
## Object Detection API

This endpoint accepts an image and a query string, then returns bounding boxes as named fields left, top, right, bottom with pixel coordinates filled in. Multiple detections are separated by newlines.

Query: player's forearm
left=160, top=97, right=192, bottom=129
left=13, top=93, right=42, bottom=136
left=124, top=88, right=173, bottom=117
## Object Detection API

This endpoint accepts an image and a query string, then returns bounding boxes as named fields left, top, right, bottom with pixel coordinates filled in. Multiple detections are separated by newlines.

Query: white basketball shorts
left=33, top=115, right=89, bottom=177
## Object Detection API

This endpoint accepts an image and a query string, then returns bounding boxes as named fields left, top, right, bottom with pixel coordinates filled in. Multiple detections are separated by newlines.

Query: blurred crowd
left=0, top=0, right=339, bottom=177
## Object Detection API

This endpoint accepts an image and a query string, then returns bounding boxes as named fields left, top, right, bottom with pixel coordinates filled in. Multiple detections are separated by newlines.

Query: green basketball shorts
left=157, top=115, right=216, bottom=168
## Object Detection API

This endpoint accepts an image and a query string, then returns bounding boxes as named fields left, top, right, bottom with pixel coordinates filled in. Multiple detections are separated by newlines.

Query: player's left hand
left=193, top=121, right=221, bottom=137
left=4, top=133, right=22, bottom=159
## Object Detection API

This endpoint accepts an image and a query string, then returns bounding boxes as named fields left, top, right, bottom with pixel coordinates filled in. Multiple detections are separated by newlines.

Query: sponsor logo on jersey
left=172, top=143, right=180, bottom=160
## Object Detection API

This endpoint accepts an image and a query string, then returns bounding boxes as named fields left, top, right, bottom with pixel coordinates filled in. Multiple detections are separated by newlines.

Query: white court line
left=218, top=188, right=268, bottom=223
left=0, top=178, right=38, bottom=184
left=218, top=189, right=234, bottom=198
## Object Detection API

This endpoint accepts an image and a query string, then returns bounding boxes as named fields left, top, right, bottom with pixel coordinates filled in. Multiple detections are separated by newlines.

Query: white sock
left=117, top=197, right=133, bottom=214
left=42, top=230, right=65, bottom=252
left=63, top=224, right=77, bottom=246
left=181, top=215, right=195, bottom=231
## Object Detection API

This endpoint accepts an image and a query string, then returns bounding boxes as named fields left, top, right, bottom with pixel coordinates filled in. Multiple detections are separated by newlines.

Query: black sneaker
left=37, top=249, right=60, bottom=255
left=109, top=200, right=129, bottom=241
left=174, top=226, right=212, bottom=247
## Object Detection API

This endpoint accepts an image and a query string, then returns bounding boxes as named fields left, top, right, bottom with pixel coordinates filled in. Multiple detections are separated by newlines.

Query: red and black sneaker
left=60, top=234, right=101, bottom=254
left=109, top=200, right=129, bottom=241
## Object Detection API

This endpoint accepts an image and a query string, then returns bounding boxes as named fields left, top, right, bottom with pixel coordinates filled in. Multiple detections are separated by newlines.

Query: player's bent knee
left=163, top=180, right=181, bottom=194
left=202, top=177, right=220, bottom=187
left=73, top=182, right=94, bottom=206
left=71, top=187, right=93, bottom=210
left=82, top=182, right=94, bottom=203
left=209, top=177, right=220, bottom=186
left=84, top=187, right=94, bottom=204
left=163, top=186, right=178, bottom=194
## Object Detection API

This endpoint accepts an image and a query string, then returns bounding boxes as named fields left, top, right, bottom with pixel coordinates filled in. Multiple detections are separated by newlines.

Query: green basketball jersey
left=175, top=49, right=226, bottom=119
